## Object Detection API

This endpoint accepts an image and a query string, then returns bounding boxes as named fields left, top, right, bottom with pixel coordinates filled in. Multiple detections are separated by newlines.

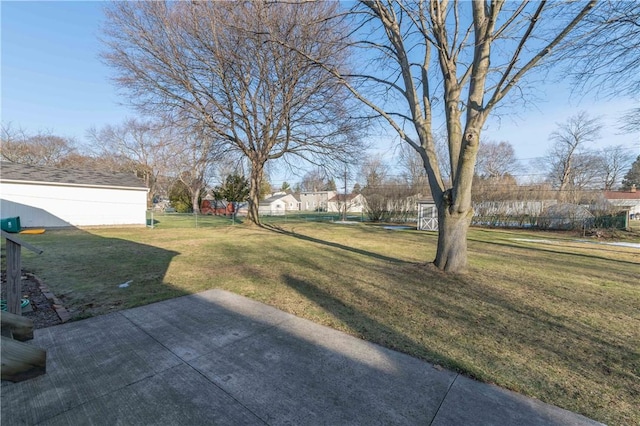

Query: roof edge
left=1, top=178, right=148, bottom=191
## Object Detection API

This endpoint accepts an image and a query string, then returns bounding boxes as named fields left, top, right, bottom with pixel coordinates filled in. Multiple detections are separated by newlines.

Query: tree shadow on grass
left=469, top=237, right=639, bottom=266
left=279, top=256, right=639, bottom=425
left=263, top=223, right=414, bottom=265
left=280, top=272, right=469, bottom=374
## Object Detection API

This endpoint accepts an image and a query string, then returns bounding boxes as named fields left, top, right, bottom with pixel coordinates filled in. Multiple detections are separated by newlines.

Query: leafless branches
left=563, top=1, right=640, bottom=98
left=475, top=140, right=520, bottom=179
left=102, top=1, right=364, bottom=223
left=342, top=0, right=597, bottom=271
left=1, top=124, right=77, bottom=167
left=544, top=111, right=602, bottom=197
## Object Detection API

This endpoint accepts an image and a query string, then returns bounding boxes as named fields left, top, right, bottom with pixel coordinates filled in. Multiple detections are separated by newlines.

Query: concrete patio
left=1, top=289, right=602, bottom=425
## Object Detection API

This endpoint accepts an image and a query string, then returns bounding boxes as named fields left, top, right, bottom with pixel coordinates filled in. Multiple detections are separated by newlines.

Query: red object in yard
left=201, top=200, right=235, bottom=216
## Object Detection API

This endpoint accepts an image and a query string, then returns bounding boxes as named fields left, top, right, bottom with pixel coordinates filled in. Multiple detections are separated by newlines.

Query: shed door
left=418, top=204, right=438, bottom=231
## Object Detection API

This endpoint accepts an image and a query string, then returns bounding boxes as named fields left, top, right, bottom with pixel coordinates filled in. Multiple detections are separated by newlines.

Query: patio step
left=1, top=311, right=46, bottom=382
left=1, top=311, right=34, bottom=341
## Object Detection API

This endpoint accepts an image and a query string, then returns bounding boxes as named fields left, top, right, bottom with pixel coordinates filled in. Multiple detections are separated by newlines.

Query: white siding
left=258, top=201, right=286, bottom=216
left=327, top=194, right=365, bottom=213
left=299, top=191, right=336, bottom=211
left=258, top=194, right=299, bottom=216
left=0, top=182, right=148, bottom=227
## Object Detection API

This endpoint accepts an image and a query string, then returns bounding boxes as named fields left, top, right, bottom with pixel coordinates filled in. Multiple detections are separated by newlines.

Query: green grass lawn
left=11, top=218, right=640, bottom=425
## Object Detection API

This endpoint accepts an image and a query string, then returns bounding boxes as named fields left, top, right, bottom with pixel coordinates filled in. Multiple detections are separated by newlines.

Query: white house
left=0, top=162, right=148, bottom=228
left=258, top=193, right=300, bottom=216
left=298, top=190, right=336, bottom=212
left=327, top=193, right=366, bottom=214
left=603, top=187, right=640, bottom=219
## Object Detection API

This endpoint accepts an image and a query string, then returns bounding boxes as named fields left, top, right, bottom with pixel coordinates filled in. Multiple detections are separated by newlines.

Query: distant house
left=327, top=193, right=366, bottom=214
left=258, top=193, right=300, bottom=216
left=200, top=193, right=235, bottom=216
left=200, top=199, right=235, bottom=215
left=298, top=190, right=336, bottom=212
left=0, top=161, right=148, bottom=228
left=603, top=186, right=640, bottom=219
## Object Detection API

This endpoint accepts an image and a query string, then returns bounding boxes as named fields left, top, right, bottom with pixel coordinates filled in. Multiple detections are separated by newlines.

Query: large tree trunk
left=247, top=162, right=264, bottom=225
left=191, top=191, right=200, bottom=214
left=247, top=189, right=260, bottom=225
left=144, top=172, right=154, bottom=209
left=434, top=204, right=473, bottom=272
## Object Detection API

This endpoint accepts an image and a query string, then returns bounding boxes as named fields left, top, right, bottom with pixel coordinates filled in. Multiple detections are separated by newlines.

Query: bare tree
left=397, top=143, right=429, bottom=193
left=357, top=154, right=415, bottom=222
left=299, top=168, right=334, bottom=192
left=360, top=155, right=391, bottom=221
left=619, top=109, right=640, bottom=133
left=317, top=1, right=596, bottom=271
left=472, top=173, right=519, bottom=203
left=1, top=124, right=77, bottom=167
left=597, top=145, right=634, bottom=190
left=360, top=155, right=389, bottom=188
left=563, top=2, right=640, bottom=131
left=476, top=140, right=520, bottom=179
left=87, top=119, right=174, bottom=207
left=571, top=153, right=602, bottom=190
left=544, top=112, right=602, bottom=199
left=102, top=1, right=363, bottom=225
left=167, top=124, right=222, bottom=214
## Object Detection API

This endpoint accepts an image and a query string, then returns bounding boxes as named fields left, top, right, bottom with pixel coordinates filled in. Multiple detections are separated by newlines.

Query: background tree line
left=4, top=111, right=637, bottom=218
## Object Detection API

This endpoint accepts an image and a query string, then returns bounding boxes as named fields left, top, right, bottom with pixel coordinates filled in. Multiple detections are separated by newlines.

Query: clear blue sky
left=1, top=1, right=131, bottom=140
left=2, top=1, right=639, bottom=183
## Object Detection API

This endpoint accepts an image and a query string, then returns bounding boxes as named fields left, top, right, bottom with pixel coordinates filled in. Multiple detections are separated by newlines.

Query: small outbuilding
left=417, top=199, right=438, bottom=231
left=0, top=161, right=148, bottom=228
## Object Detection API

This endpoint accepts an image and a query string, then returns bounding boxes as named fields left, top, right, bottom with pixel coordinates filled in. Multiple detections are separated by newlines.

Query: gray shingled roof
left=0, top=161, right=147, bottom=189
left=259, top=193, right=295, bottom=205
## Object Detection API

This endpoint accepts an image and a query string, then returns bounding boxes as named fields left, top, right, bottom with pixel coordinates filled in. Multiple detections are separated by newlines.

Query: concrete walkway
left=1, top=290, right=603, bottom=425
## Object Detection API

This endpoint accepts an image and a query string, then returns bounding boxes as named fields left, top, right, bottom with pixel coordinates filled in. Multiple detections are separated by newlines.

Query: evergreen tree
left=169, top=181, right=196, bottom=213
left=621, top=155, right=640, bottom=190
left=212, top=174, right=250, bottom=221
left=213, top=174, right=250, bottom=206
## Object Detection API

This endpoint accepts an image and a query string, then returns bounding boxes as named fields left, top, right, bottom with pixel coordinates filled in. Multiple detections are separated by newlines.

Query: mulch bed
left=1, top=270, right=69, bottom=329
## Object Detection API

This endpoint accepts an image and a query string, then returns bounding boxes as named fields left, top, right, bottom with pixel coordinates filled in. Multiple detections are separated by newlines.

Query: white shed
left=0, top=162, right=148, bottom=228
left=417, top=199, right=438, bottom=231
